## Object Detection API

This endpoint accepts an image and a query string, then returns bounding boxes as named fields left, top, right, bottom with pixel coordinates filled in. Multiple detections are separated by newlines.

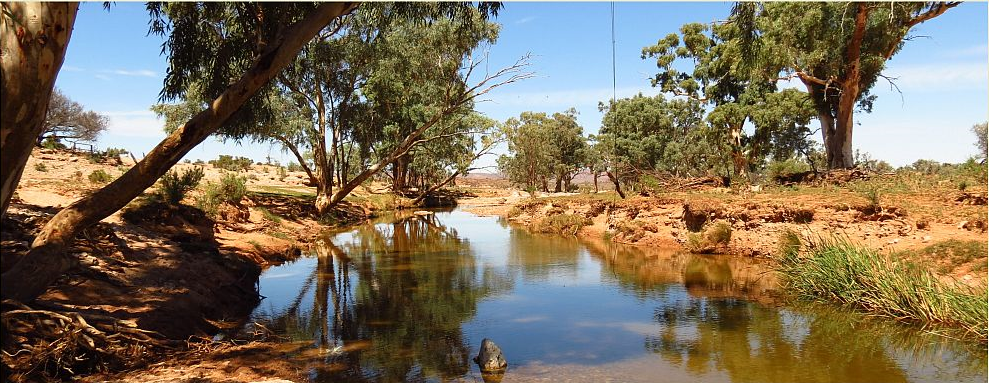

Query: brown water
left=249, top=210, right=987, bottom=383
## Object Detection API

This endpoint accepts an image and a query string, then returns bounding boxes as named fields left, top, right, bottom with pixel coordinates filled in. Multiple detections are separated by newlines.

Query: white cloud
left=94, top=74, right=111, bottom=81
left=945, top=44, right=988, bottom=58
left=61, top=65, right=84, bottom=72
left=102, top=110, right=167, bottom=138
left=515, top=16, right=536, bottom=25
left=103, top=69, right=158, bottom=78
left=881, top=62, right=987, bottom=92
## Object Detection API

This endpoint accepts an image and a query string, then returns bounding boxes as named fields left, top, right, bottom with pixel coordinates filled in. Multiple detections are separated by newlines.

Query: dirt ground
left=460, top=174, right=988, bottom=287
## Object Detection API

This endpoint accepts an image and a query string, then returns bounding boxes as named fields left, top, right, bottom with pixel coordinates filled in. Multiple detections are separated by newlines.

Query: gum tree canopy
left=736, top=2, right=959, bottom=169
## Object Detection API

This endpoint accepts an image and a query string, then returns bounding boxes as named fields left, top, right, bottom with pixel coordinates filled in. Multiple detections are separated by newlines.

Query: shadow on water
left=249, top=211, right=987, bottom=383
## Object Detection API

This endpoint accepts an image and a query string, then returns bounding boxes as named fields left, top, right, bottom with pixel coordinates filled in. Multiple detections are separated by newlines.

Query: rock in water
left=474, top=338, right=508, bottom=373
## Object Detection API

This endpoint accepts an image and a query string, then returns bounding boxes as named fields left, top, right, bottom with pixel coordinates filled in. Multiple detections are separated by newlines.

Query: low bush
left=197, top=173, right=247, bottom=216
left=88, top=169, right=112, bottom=184
left=536, top=214, right=590, bottom=236
left=156, top=167, right=205, bottom=205
left=34, top=162, right=48, bottom=172
left=209, top=155, right=254, bottom=171
left=685, top=220, right=732, bottom=253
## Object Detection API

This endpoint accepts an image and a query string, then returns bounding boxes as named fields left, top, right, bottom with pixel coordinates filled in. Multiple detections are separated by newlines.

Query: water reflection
left=253, top=212, right=508, bottom=382
left=251, top=211, right=987, bottom=383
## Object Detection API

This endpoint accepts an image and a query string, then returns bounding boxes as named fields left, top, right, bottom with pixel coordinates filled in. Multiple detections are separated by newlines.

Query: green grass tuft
left=685, top=220, right=732, bottom=253
left=536, top=214, right=591, bottom=236
left=777, top=237, right=988, bottom=341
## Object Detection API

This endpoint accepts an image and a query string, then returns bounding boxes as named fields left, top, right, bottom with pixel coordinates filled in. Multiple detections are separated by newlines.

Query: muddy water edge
left=244, top=209, right=987, bottom=383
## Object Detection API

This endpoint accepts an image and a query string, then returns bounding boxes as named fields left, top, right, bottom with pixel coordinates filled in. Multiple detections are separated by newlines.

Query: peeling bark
left=1, top=3, right=79, bottom=217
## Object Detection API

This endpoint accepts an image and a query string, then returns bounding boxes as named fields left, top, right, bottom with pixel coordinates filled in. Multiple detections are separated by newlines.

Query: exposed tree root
left=1, top=300, right=178, bottom=382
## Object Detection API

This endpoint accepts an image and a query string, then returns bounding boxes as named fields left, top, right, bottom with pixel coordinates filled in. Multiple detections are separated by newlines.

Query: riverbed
left=249, top=209, right=987, bottom=383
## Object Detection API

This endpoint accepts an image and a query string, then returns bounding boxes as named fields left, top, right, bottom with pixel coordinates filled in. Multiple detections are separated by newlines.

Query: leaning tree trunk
left=0, top=2, right=358, bottom=303
left=606, top=170, right=626, bottom=199
left=0, top=3, right=79, bottom=218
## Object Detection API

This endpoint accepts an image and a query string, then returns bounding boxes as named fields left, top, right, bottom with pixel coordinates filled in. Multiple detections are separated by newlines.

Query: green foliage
left=973, top=122, right=988, bottom=161
left=777, top=229, right=802, bottom=259
left=285, top=162, right=303, bottom=172
left=40, top=137, right=66, bottom=150
left=33, top=162, right=48, bottom=172
left=498, top=109, right=587, bottom=191
left=197, top=173, right=248, bottom=216
left=777, top=237, right=988, bottom=341
left=156, top=167, right=205, bottom=205
left=88, top=169, right=112, bottom=184
left=278, top=166, right=288, bottom=181
left=765, top=158, right=811, bottom=183
left=535, top=214, right=591, bottom=236
left=209, top=155, right=254, bottom=171
left=685, top=220, right=732, bottom=253
left=854, top=150, right=893, bottom=173
left=258, top=207, right=283, bottom=224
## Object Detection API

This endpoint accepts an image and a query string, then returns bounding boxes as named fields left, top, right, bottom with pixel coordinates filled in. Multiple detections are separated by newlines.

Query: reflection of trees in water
left=645, top=290, right=986, bottom=382
left=506, top=229, right=582, bottom=281
left=586, top=240, right=776, bottom=301
left=587, top=239, right=985, bottom=382
left=257, top=213, right=510, bottom=382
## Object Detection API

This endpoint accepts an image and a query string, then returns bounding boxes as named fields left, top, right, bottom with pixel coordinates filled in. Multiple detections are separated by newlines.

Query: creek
left=249, top=209, right=987, bottom=383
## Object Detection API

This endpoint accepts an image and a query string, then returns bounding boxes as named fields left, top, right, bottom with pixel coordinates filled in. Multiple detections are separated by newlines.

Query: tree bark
left=606, top=171, right=625, bottom=199
left=273, top=134, right=317, bottom=186
left=1, top=2, right=358, bottom=303
left=1, top=3, right=79, bottom=218
left=827, top=3, right=869, bottom=170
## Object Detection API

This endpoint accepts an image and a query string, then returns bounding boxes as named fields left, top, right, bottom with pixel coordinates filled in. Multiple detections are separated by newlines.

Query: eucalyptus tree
left=2, top=2, right=360, bottom=303
left=497, top=110, right=586, bottom=192
left=642, top=19, right=816, bottom=181
left=597, top=94, right=710, bottom=186
left=1, top=3, right=79, bottom=217
left=737, top=2, right=959, bottom=169
left=41, top=88, right=110, bottom=145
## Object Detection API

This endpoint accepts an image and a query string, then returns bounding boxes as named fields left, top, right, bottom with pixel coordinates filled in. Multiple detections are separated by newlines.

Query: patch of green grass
left=197, top=173, right=247, bottom=217
left=777, top=229, right=801, bottom=258
left=685, top=220, right=732, bottom=254
left=535, top=214, right=591, bottom=236
left=252, top=185, right=314, bottom=197
left=897, top=239, right=988, bottom=273
left=258, top=207, right=283, bottom=224
left=777, top=237, right=988, bottom=341
left=33, top=162, right=48, bottom=172
left=247, top=240, right=264, bottom=251
left=268, top=231, right=290, bottom=240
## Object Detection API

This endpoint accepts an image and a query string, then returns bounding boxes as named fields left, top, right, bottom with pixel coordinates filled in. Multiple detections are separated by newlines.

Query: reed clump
left=777, top=236, right=988, bottom=341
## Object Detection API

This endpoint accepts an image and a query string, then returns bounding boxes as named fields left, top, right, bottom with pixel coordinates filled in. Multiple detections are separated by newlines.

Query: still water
left=249, top=210, right=987, bottom=383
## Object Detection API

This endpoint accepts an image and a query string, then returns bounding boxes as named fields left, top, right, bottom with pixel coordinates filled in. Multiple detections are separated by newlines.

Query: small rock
left=474, top=338, right=507, bottom=373
left=957, top=220, right=969, bottom=229
left=922, top=235, right=932, bottom=243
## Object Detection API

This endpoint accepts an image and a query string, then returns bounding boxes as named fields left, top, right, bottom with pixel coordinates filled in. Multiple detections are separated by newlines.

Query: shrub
left=685, top=220, right=732, bottom=253
left=156, top=167, right=205, bottom=205
left=34, top=162, right=48, bottom=172
left=766, top=158, right=811, bottom=183
left=278, top=166, right=288, bottom=181
left=197, top=173, right=247, bottom=216
left=209, top=155, right=254, bottom=171
left=40, top=137, right=66, bottom=150
left=286, top=162, right=303, bottom=172
left=71, top=171, right=83, bottom=182
left=777, top=237, right=988, bottom=341
left=88, top=169, right=112, bottom=184
left=536, top=214, right=590, bottom=235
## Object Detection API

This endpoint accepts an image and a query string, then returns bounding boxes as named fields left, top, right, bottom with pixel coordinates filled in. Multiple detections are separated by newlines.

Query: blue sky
left=55, top=2, right=988, bottom=168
